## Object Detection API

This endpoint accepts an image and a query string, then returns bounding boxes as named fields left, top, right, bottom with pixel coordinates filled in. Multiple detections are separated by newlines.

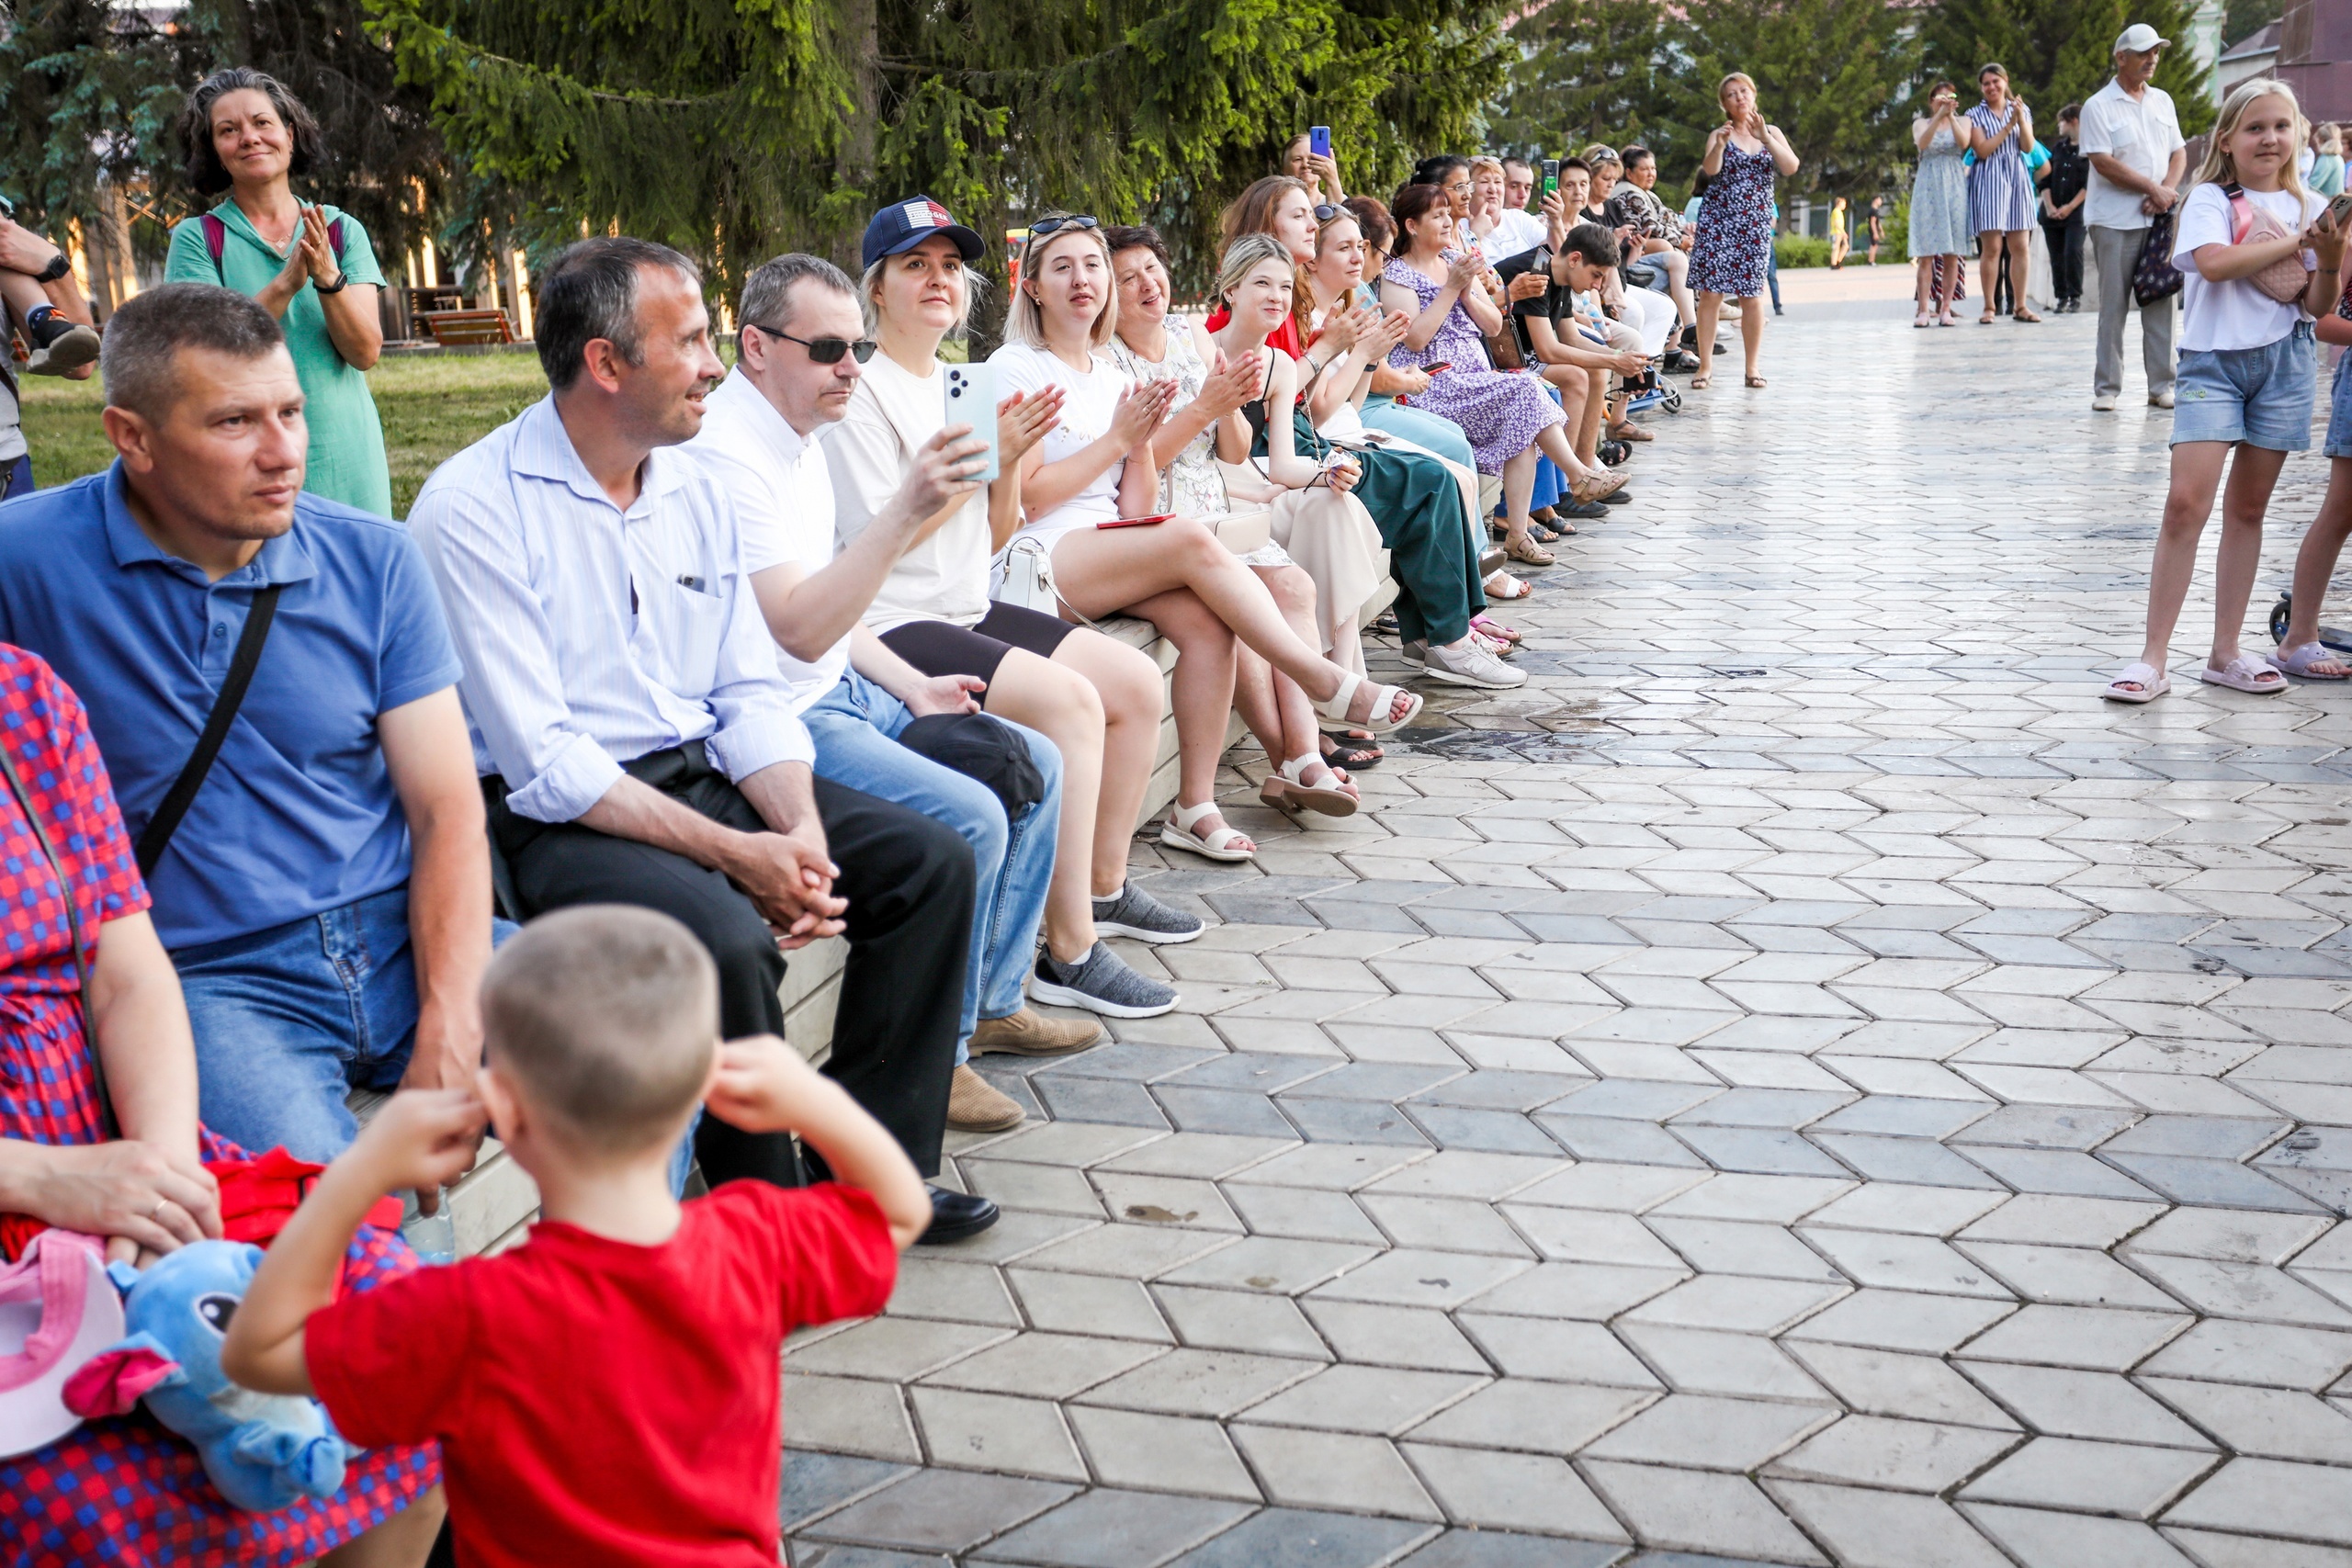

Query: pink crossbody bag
left=2224, top=184, right=2313, bottom=305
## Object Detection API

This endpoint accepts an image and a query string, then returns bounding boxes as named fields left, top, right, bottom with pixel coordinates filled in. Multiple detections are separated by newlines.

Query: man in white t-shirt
left=2079, top=22, right=2188, bottom=410
left=685, top=253, right=1113, bottom=1144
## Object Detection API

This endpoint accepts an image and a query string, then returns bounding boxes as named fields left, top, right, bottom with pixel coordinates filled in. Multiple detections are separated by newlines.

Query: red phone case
left=1099, top=513, right=1173, bottom=529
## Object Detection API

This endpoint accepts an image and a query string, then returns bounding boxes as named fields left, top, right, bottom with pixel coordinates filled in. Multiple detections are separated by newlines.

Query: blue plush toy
left=62, top=1238, right=350, bottom=1512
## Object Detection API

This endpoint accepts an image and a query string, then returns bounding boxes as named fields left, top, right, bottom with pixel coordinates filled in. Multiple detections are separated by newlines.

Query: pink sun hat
left=0, top=1230, right=125, bottom=1458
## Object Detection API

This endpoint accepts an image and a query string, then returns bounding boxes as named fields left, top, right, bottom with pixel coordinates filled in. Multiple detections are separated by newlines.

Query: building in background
left=2278, top=0, right=2352, bottom=122
left=2218, top=19, right=2284, bottom=100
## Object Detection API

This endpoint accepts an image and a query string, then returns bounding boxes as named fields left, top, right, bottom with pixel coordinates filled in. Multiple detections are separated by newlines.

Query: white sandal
left=2103, top=661, right=2169, bottom=704
left=1159, top=799, right=1256, bottom=863
left=2199, top=653, right=2288, bottom=694
left=1317, top=672, right=1423, bottom=737
left=1259, top=754, right=1359, bottom=818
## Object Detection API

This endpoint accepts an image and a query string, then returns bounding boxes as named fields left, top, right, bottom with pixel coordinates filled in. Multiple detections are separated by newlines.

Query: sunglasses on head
left=1314, top=203, right=1348, bottom=222
left=748, top=323, right=876, bottom=364
left=1028, top=214, right=1101, bottom=239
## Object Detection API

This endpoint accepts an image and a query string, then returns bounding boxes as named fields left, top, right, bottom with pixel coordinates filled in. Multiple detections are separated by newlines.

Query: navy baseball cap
left=862, top=196, right=986, bottom=273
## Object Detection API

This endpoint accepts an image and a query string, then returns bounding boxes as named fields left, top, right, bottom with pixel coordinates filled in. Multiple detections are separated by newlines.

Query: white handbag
left=991, top=535, right=1062, bottom=616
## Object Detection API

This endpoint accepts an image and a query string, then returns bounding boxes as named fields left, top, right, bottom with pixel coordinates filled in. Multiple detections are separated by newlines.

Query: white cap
left=2115, top=23, right=2169, bottom=53
left=0, top=1233, right=123, bottom=1459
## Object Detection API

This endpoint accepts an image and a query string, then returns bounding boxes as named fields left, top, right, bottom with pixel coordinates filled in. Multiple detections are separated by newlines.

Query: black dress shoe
left=918, top=1185, right=1001, bottom=1245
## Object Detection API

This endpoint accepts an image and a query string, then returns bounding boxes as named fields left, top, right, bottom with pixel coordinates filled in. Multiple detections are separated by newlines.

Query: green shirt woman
left=164, top=67, right=391, bottom=515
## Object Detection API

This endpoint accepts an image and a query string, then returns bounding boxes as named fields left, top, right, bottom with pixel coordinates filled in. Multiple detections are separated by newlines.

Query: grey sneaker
left=1091, top=882, right=1203, bottom=945
left=1400, top=640, right=1429, bottom=669
left=1032, top=942, right=1178, bottom=1018
left=1421, top=638, right=1527, bottom=690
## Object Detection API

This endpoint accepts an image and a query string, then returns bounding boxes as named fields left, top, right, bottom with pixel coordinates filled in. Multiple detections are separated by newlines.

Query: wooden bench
left=418, top=310, right=516, bottom=347
left=389, top=572, right=1402, bottom=1257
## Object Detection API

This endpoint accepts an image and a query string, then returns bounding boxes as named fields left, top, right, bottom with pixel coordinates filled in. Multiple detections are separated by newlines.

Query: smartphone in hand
left=1542, top=159, right=1560, bottom=196
left=2328, top=190, right=2352, bottom=231
left=944, top=364, right=1000, bottom=482
left=1309, top=126, right=1331, bottom=160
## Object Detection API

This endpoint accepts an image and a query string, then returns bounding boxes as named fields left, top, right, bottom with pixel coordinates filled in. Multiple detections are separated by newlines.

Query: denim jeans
left=802, top=671, right=1060, bottom=1063
left=176, top=885, right=521, bottom=1161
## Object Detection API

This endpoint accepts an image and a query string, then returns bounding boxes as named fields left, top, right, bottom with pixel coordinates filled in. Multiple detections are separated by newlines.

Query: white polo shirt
left=2080, top=76, right=2185, bottom=231
left=682, top=368, right=847, bottom=716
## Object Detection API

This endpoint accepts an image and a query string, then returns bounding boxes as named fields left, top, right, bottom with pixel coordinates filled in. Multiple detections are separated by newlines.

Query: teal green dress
left=1245, top=390, right=1482, bottom=648
left=164, top=201, right=393, bottom=516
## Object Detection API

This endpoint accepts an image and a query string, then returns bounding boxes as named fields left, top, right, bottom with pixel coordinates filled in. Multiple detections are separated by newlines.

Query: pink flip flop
left=2103, top=662, right=2168, bottom=703
left=2199, top=654, right=2288, bottom=694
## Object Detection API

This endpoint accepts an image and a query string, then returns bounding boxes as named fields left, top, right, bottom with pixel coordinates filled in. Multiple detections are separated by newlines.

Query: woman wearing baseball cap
left=822, top=196, right=1187, bottom=1019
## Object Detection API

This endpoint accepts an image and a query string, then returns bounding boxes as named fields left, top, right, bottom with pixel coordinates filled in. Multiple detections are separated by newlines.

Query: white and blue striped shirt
left=409, top=394, right=814, bottom=825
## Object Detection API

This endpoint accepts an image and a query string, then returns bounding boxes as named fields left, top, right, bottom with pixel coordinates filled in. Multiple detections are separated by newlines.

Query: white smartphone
left=943, top=363, right=1000, bottom=483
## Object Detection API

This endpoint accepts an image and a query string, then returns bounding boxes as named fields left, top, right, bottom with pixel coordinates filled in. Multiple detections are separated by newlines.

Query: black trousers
left=2041, top=214, right=2086, bottom=303
left=488, top=747, right=974, bottom=1187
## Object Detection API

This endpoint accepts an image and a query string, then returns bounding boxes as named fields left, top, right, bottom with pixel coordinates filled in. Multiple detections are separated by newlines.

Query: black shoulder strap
left=136, top=581, right=283, bottom=876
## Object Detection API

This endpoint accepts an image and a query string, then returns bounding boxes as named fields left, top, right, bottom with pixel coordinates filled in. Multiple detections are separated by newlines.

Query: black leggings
left=882, top=603, right=1079, bottom=698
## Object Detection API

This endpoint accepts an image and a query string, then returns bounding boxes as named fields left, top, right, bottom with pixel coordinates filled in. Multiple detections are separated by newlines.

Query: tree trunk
left=833, top=0, right=880, bottom=271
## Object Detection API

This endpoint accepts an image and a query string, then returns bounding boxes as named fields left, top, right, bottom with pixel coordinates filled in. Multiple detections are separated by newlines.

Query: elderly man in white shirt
left=2081, top=22, right=2188, bottom=410
left=686, top=252, right=1139, bottom=1139
left=409, top=235, right=997, bottom=1243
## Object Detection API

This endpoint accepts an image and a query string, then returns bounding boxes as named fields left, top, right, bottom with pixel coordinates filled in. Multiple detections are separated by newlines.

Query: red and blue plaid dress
left=0, top=644, right=440, bottom=1566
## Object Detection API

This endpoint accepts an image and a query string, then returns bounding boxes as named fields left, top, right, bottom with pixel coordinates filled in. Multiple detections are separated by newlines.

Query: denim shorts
left=2173, top=322, right=2317, bottom=451
left=2326, top=346, right=2352, bottom=459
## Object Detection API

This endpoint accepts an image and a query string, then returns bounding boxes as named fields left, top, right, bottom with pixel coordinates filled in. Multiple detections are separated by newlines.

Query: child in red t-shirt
left=220, top=906, right=932, bottom=1568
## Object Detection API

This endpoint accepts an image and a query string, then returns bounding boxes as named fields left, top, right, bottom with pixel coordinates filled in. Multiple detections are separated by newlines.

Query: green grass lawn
left=24, top=349, right=557, bottom=519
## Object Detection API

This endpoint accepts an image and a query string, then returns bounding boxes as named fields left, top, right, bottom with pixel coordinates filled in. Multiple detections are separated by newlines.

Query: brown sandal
left=1504, top=536, right=1555, bottom=567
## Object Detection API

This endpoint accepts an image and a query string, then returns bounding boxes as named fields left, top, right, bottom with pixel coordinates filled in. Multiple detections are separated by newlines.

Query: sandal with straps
left=1318, top=671, right=1423, bottom=737
left=1321, top=730, right=1383, bottom=768
left=1159, top=799, right=1257, bottom=862
left=1470, top=614, right=1522, bottom=645
left=1484, top=571, right=1532, bottom=601
left=1503, top=536, right=1555, bottom=567
left=1259, top=754, right=1359, bottom=818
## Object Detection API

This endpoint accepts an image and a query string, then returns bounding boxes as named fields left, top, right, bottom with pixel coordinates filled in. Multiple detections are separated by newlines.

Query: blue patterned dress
left=1380, top=254, right=1564, bottom=476
left=1967, top=101, right=2035, bottom=232
left=1690, top=140, right=1776, bottom=298
left=1908, top=123, right=1972, bottom=258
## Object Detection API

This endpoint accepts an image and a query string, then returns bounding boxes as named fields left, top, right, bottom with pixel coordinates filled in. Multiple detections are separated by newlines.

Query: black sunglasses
left=1028, top=214, right=1101, bottom=239
left=748, top=323, right=876, bottom=364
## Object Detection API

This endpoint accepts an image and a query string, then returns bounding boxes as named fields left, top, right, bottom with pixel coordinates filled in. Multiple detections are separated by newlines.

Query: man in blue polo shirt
left=0, top=283, right=493, bottom=1165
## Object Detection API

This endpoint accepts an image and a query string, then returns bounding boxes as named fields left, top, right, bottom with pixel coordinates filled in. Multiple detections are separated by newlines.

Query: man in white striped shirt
left=409, top=237, right=996, bottom=1242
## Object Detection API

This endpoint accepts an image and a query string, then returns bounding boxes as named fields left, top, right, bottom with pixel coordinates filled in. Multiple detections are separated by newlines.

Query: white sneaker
left=1420, top=639, right=1527, bottom=689
left=2092, top=393, right=2118, bottom=412
left=2150, top=389, right=2176, bottom=410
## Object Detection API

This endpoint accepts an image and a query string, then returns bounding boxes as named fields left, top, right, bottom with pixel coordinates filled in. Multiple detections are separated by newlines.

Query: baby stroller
left=1623, top=365, right=1681, bottom=416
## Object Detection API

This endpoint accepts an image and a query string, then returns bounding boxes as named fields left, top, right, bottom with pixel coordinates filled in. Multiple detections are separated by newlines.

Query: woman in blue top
left=1966, top=62, right=2042, bottom=324
left=164, top=69, right=391, bottom=515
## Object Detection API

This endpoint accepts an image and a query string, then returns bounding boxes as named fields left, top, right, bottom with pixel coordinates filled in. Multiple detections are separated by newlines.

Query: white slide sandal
left=1317, top=672, right=1423, bottom=737
left=1159, top=800, right=1256, bottom=863
left=2103, top=661, right=2169, bottom=704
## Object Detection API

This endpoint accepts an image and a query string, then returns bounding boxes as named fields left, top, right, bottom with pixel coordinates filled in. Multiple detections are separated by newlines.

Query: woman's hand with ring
left=18, top=1139, right=222, bottom=1262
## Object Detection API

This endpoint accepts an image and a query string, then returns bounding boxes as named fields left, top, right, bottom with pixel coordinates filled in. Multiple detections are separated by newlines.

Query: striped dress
left=1967, top=101, right=2035, bottom=233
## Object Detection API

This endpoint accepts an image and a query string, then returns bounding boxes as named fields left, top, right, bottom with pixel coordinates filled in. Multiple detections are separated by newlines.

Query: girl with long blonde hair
left=2108, top=78, right=2346, bottom=700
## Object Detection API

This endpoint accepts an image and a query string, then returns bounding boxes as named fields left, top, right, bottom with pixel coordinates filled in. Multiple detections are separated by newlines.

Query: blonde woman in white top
left=987, top=216, right=1424, bottom=750
left=828, top=198, right=1193, bottom=1019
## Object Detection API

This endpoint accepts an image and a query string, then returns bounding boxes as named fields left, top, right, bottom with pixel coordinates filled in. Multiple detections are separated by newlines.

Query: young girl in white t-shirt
left=2108, top=77, right=2346, bottom=703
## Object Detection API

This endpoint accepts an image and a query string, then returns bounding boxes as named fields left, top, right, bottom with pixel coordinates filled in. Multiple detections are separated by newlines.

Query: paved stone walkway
left=784, top=305, right=2352, bottom=1567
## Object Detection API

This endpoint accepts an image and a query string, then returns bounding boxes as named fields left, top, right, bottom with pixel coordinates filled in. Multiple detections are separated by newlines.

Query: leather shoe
left=918, top=1185, right=1001, bottom=1245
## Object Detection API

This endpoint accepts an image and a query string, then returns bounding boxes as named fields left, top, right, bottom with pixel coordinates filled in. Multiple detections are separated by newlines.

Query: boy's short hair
left=1563, top=221, right=1622, bottom=269
left=482, top=906, right=718, bottom=1153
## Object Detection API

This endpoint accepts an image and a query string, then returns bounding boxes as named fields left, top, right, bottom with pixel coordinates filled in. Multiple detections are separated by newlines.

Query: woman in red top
left=0, top=643, right=442, bottom=1568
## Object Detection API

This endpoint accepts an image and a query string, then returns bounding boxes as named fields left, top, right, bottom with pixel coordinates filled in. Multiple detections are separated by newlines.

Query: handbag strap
left=135, top=581, right=282, bottom=877
left=0, top=728, right=114, bottom=1138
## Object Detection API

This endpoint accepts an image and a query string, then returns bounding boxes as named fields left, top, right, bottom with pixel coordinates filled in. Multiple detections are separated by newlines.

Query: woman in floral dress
left=1690, top=71, right=1801, bottom=388
left=1377, top=182, right=1623, bottom=566
left=0, top=643, right=441, bottom=1568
